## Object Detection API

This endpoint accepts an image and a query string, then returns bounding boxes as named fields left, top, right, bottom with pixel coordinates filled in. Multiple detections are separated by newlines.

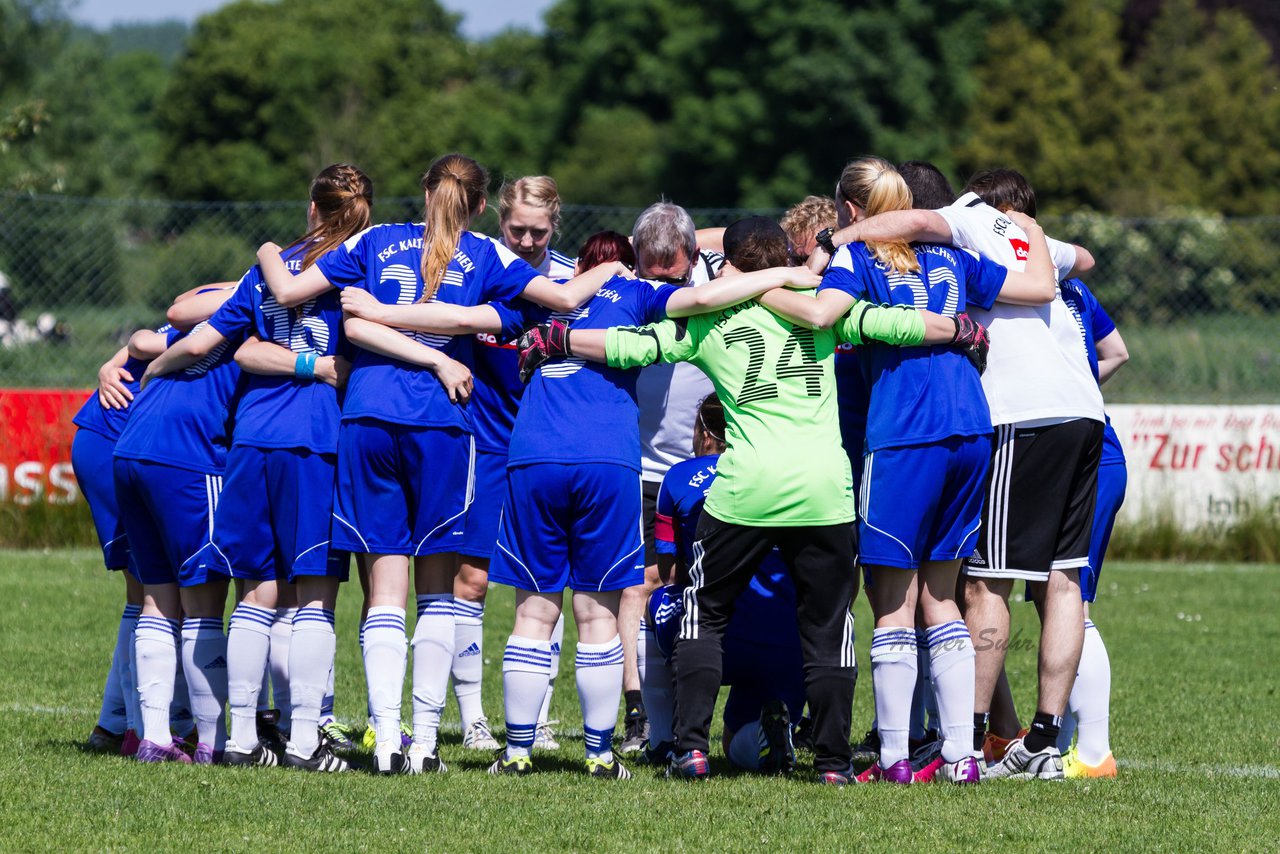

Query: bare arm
left=994, top=212, right=1056, bottom=305
left=167, top=286, right=235, bottom=331
left=695, top=227, right=726, bottom=255
left=140, top=324, right=228, bottom=387
left=1069, top=245, right=1095, bottom=278
left=665, top=266, right=822, bottom=318
left=257, top=241, right=334, bottom=308
left=832, top=209, right=955, bottom=248
left=96, top=345, right=134, bottom=410
left=127, top=329, right=171, bottom=361
left=235, top=335, right=344, bottom=388
left=758, top=287, right=856, bottom=329
left=564, top=328, right=608, bottom=363
left=1095, top=328, right=1129, bottom=385
left=343, top=315, right=473, bottom=404
left=339, top=287, right=504, bottom=335
left=518, top=261, right=632, bottom=313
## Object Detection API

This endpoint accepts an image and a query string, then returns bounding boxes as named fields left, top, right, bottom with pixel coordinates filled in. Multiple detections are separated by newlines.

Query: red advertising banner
left=0, top=388, right=88, bottom=504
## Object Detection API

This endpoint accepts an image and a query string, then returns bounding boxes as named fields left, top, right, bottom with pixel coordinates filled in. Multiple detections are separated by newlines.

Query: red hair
left=576, top=231, right=635, bottom=273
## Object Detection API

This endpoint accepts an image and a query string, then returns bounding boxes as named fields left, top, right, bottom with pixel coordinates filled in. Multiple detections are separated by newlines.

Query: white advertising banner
left=1109, top=405, right=1280, bottom=528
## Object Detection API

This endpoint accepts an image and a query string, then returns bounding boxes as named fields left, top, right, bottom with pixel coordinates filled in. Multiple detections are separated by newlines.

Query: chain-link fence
left=1, top=192, right=1277, bottom=402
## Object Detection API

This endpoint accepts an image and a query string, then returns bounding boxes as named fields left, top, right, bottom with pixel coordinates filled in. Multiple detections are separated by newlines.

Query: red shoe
left=120, top=729, right=141, bottom=757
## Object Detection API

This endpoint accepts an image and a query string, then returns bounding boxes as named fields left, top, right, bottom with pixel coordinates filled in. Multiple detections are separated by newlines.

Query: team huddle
left=73, top=151, right=1127, bottom=784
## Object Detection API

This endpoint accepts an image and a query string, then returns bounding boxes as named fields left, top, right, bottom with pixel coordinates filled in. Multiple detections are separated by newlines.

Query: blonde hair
left=837, top=157, right=918, bottom=274
left=286, top=163, right=373, bottom=270
left=498, top=175, right=562, bottom=232
left=419, top=154, right=489, bottom=303
left=779, top=195, right=837, bottom=250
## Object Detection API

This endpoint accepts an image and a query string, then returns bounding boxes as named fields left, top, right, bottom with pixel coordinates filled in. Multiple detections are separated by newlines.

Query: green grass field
left=2, top=551, right=1277, bottom=851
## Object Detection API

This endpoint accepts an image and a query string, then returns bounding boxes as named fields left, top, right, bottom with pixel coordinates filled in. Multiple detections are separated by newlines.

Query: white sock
left=538, top=613, right=565, bottom=724
left=226, top=603, right=273, bottom=749
left=1071, top=619, right=1113, bottom=765
left=181, top=617, right=228, bottom=752
left=502, top=635, right=553, bottom=759
left=925, top=620, right=976, bottom=764
left=576, top=637, right=624, bottom=762
left=362, top=606, right=407, bottom=746
left=171, top=649, right=194, bottom=738
left=639, top=627, right=674, bottom=747
left=728, top=721, right=764, bottom=770
left=119, top=604, right=142, bottom=733
left=134, top=615, right=179, bottom=745
left=451, top=598, right=486, bottom=729
left=98, top=604, right=138, bottom=733
left=288, top=607, right=336, bottom=758
left=870, top=627, right=917, bottom=767
left=270, top=607, right=296, bottom=717
left=411, top=594, right=455, bottom=754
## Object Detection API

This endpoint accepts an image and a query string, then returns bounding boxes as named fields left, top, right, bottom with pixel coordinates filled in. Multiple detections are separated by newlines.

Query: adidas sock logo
left=459, top=643, right=481, bottom=657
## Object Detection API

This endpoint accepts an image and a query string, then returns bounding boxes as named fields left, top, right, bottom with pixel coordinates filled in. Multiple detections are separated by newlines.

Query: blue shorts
left=331, top=419, right=474, bottom=557
left=457, top=449, right=508, bottom=561
left=113, top=458, right=228, bottom=587
left=1082, top=462, right=1127, bottom=602
left=72, top=429, right=129, bottom=571
left=858, top=435, right=990, bottom=570
left=206, top=446, right=349, bottom=583
left=490, top=462, right=644, bottom=594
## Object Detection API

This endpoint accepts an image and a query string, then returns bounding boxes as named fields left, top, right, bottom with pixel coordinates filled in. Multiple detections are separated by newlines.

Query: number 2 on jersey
left=723, top=325, right=822, bottom=405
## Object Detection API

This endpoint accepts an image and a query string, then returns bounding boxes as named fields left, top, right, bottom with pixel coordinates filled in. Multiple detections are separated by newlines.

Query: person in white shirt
left=814, top=166, right=1102, bottom=781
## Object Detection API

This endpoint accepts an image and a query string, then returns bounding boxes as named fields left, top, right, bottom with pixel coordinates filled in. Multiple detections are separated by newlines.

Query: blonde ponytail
left=837, top=157, right=918, bottom=274
left=419, top=154, right=489, bottom=303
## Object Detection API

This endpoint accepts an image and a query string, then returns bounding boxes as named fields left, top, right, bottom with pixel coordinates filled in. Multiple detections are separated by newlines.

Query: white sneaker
left=984, top=738, right=1064, bottom=781
left=403, top=743, right=446, bottom=774
left=462, top=718, right=501, bottom=751
left=533, top=720, right=560, bottom=750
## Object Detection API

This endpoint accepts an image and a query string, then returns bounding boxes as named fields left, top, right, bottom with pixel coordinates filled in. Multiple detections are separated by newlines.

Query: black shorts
left=642, top=479, right=661, bottom=567
left=964, top=418, right=1103, bottom=582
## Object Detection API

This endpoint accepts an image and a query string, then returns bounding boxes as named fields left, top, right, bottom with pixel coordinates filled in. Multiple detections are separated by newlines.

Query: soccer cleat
left=220, top=740, right=280, bottom=768
left=792, top=715, right=815, bottom=753
left=88, top=726, right=124, bottom=753
left=361, top=719, right=413, bottom=751
left=850, top=727, right=879, bottom=772
left=586, top=756, right=632, bottom=779
left=372, top=742, right=406, bottom=775
left=817, top=766, right=855, bottom=787
left=758, top=699, right=797, bottom=775
left=937, top=756, right=983, bottom=784
left=319, top=721, right=355, bottom=752
left=403, top=744, right=447, bottom=774
left=857, top=758, right=912, bottom=784
left=533, top=720, right=560, bottom=751
left=984, top=738, right=1064, bottom=781
left=192, top=742, right=221, bottom=765
left=136, top=738, right=194, bottom=764
left=462, top=718, right=501, bottom=751
left=488, top=752, right=534, bottom=776
left=283, top=742, right=351, bottom=773
left=983, top=727, right=1029, bottom=765
left=667, top=749, right=710, bottom=781
left=912, top=756, right=944, bottom=783
left=643, top=740, right=676, bottom=766
left=120, top=729, right=141, bottom=757
left=256, top=709, right=288, bottom=753
left=619, top=711, right=649, bottom=756
left=910, top=729, right=942, bottom=772
left=1064, top=748, right=1117, bottom=779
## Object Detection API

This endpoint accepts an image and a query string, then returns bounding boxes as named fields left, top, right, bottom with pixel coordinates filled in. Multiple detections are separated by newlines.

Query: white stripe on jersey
left=381, top=263, right=450, bottom=348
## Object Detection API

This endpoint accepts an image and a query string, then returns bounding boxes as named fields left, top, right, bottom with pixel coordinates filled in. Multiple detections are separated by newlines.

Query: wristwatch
left=815, top=227, right=837, bottom=256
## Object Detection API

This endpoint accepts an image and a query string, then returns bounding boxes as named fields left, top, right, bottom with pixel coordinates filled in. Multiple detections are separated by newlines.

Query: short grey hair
left=632, top=202, right=697, bottom=274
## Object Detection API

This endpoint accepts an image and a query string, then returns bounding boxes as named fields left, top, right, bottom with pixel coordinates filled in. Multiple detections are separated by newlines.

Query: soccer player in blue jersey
left=451, top=176, right=578, bottom=752
left=760, top=157, right=1056, bottom=784
left=644, top=394, right=805, bottom=773
left=144, top=164, right=374, bottom=771
left=1055, top=277, right=1128, bottom=778
left=114, top=316, right=242, bottom=764
left=253, top=153, right=638, bottom=774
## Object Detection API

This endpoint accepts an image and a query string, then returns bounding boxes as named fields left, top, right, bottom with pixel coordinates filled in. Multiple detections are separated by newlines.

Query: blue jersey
left=208, top=246, right=345, bottom=453
left=113, top=325, right=242, bottom=474
left=1060, top=278, right=1125, bottom=467
left=470, top=248, right=576, bottom=453
left=72, top=325, right=173, bottom=441
left=315, top=224, right=541, bottom=430
left=507, top=276, right=678, bottom=471
left=821, top=242, right=1007, bottom=451
left=654, top=454, right=798, bottom=651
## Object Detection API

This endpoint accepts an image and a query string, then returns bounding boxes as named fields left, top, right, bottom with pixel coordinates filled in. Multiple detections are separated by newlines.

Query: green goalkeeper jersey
left=605, top=293, right=926, bottom=527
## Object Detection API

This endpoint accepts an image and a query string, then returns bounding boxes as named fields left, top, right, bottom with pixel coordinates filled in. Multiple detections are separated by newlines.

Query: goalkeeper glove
left=517, top=319, right=572, bottom=383
left=951, top=313, right=990, bottom=375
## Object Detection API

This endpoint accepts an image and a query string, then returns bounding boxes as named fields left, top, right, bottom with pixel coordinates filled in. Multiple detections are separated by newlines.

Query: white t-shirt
left=936, top=193, right=1104, bottom=427
left=637, top=249, right=723, bottom=482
